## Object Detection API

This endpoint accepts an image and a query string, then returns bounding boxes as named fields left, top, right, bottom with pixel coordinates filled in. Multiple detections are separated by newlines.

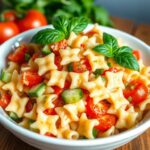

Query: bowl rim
left=0, top=24, right=150, bottom=147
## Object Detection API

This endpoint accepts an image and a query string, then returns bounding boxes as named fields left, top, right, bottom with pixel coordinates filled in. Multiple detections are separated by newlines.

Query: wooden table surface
left=0, top=17, right=150, bottom=150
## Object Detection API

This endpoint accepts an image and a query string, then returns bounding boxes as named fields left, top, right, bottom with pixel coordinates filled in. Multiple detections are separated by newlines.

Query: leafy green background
left=1, top=0, right=113, bottom=26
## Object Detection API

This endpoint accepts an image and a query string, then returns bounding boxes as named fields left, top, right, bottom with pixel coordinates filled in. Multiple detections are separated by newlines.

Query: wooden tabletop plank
left=0, top=17, right=150, bottom=150
left=134, top=24, right=150, bottom=45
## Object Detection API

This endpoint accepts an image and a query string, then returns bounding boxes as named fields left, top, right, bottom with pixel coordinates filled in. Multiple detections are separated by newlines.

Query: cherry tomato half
left=0, top=93, right=11, bottom=109
left=132, top=50, right=140, bottom=60
left=123, top=80, right=148, bottom=106
left=3, top=11, right=17, bottom=22
left=86, top=96, right=110, bottom=118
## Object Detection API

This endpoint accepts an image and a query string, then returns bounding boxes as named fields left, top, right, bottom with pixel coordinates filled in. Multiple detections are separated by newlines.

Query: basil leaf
left=52, top=16, right=69, bottom=37
left=114, top=52, right=139, bottom=71
left=31, top=28, right=65, bottom=45
left=68, top=17, right=88, bottom=34
left=93, top=44, right=114, bottom=57
left=116, top=46, right=132, bottom=55
left=103, top=32, right=118, bottom=50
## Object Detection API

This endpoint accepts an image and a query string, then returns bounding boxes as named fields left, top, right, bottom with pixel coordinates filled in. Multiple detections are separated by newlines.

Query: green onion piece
left=25, top=53, right=31, bottom=61
left=92, top=128, right=98, bottom=138
left=42, top=45, right=52, bottom=55
left=68, top=63, right=73, bottom=72
left=9, top=112, right=19, bottom=121
left=94, top=69, right=104, bottom=78
left=0, top=70, right=11, bottom=83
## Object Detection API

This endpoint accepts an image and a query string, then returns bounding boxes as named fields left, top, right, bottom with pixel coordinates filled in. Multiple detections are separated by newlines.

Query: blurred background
left=95, top=0, right=150, bottom=23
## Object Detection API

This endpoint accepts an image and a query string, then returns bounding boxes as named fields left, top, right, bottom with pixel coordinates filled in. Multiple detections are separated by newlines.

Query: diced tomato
left=81, top=44, right=86, bottom=49
left=123, top=80, right=148, bottom=106
left=0, top=93, right=11, bottom=109
left=43, top=108, right=56, bottom=115
left=132, top=50, right=140, bottom=60
left=25, top=100, right=33, bottom=113
left=55, top=55, right=63, bottom=71
left=22, top=70, right=43, bottom=87
left=86, top=96, right=110, bottom=118
left=31, top=53, right=39, bottom=60
left=64, top=80, right=71, bottom=89
left=50, top=39, right=67, bottom=55
left=8, top=44, right=28, bottom=63
left=72, top=58, right=92, bottom=73
left=52, top=86, right=63, bottom=95
left=85, top=30, right=98, bottom=37
left=103, top=67, right=119, bottom=75
left=95, top=114, right=117, bottom=131
left=45, top=132, right=56, bottom=137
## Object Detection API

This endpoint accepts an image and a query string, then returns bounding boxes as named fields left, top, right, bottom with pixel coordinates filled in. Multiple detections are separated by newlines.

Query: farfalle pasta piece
left=77, top=113, right=99, bottom=139
left=83, top=76, right=109, bottom=104
left=35, top=53, right=57, bottom=75
left=109, top=88, right=129, bottom=109
left=83, top=49, right=108, bottom=71
left=47, top=70, right=68, bottom=88
left=139, top=95, right=150, bottom=111
left=59, top=47, right=80, bottom=65
left=69, top=71, right=89, bottom=89
left=6, top=61, right=19, bottom=73
left=5, top=92, right=28, bottom=118
left=37, top=112, right=59, bottom=135
left=106, top=71, right=125, bottom=89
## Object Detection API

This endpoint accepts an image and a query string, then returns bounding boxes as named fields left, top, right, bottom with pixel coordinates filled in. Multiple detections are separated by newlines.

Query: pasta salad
left=0, top=17, right=150, bottom=139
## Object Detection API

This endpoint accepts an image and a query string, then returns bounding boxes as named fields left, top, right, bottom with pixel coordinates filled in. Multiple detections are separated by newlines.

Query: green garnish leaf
left=68, top=17, right=88, bottom=34
left=92, top=128, right=98, bottom=138
left=93, top=44, right=114, bottom=58
left=114, top=52, right=139, bottom=71
left=31, top=28, right=65, bottom=45
left=93, top=32, right=139, bottom=71
left=68, top=63, right=73, bottom=72
left=25, top=53, right=31, bottom=61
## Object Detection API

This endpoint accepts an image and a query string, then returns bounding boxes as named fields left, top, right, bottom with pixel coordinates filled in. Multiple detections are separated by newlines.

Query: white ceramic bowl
left=0, top=25, right=150, bottom=150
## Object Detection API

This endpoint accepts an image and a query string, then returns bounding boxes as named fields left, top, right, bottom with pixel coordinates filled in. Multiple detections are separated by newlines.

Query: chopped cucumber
left=68, top=63, right=73, bottom=72
left=9, top=112, right=19, bottom=121
left=0, top=70, right=11, bottom=83
left=25, top=53, right=31, bottom=61
left=92, top=128, right=98, bottom=138
left=42, top=45, right=51, bottom=55
left=61, top=88, right=83, bottom=104
left=28, top=83, right=46, bottom=97
left=94, top=69, right=104, bottom=78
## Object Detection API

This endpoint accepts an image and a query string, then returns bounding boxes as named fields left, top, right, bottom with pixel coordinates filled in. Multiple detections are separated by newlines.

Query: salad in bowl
left=0, top=16, right=150, bottom=149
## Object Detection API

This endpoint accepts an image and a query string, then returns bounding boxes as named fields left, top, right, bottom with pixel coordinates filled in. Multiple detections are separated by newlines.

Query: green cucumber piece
left=0, top=70, right=11, bottom=83
left=67, top=63, right=73, bottom=72
left=28, top=83, right=46, bottom=97
left=92, top=128, right=98, bottom=138
left=9, top=112, right=19, bottom=121
left=61, top=88, right=83, bottom=104
left=42, top=45, right=52, bottom=55
left=25, top=53, right=31, bottom=61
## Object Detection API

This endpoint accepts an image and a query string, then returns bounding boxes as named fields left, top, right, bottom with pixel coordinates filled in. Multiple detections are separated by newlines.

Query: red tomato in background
left=123, top=80, right=148, bottom=106
left=95, top=114, right=117, bottom=131
left=132, top=50, right=140, bottom=60
left=8, top=44, right=27, bottom=63
left=22, top=70, right=43, bottom=87
left=0, top=93, right=11, bottom=109
left=17, top=10, right=47, bottom=32
left=0, top=22, right=19, bottom=44
left=3, top=11, right=17, bottom=22
left=86, top=96, right=110, bottom=118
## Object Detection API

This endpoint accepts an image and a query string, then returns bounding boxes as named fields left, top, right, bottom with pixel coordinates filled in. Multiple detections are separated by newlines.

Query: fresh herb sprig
left=93, top=33, right=139, bottom=71
left=31, top=16, right=88, bottom=45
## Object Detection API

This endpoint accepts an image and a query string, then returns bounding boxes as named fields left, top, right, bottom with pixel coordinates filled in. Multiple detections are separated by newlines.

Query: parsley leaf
left=114, top=52, right=139, bottom=71
left=31, top=28, right=65, bottom=45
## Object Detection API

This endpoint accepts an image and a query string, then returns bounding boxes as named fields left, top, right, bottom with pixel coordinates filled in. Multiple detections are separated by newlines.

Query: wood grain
left=0, top=17, right=150, bottom=150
